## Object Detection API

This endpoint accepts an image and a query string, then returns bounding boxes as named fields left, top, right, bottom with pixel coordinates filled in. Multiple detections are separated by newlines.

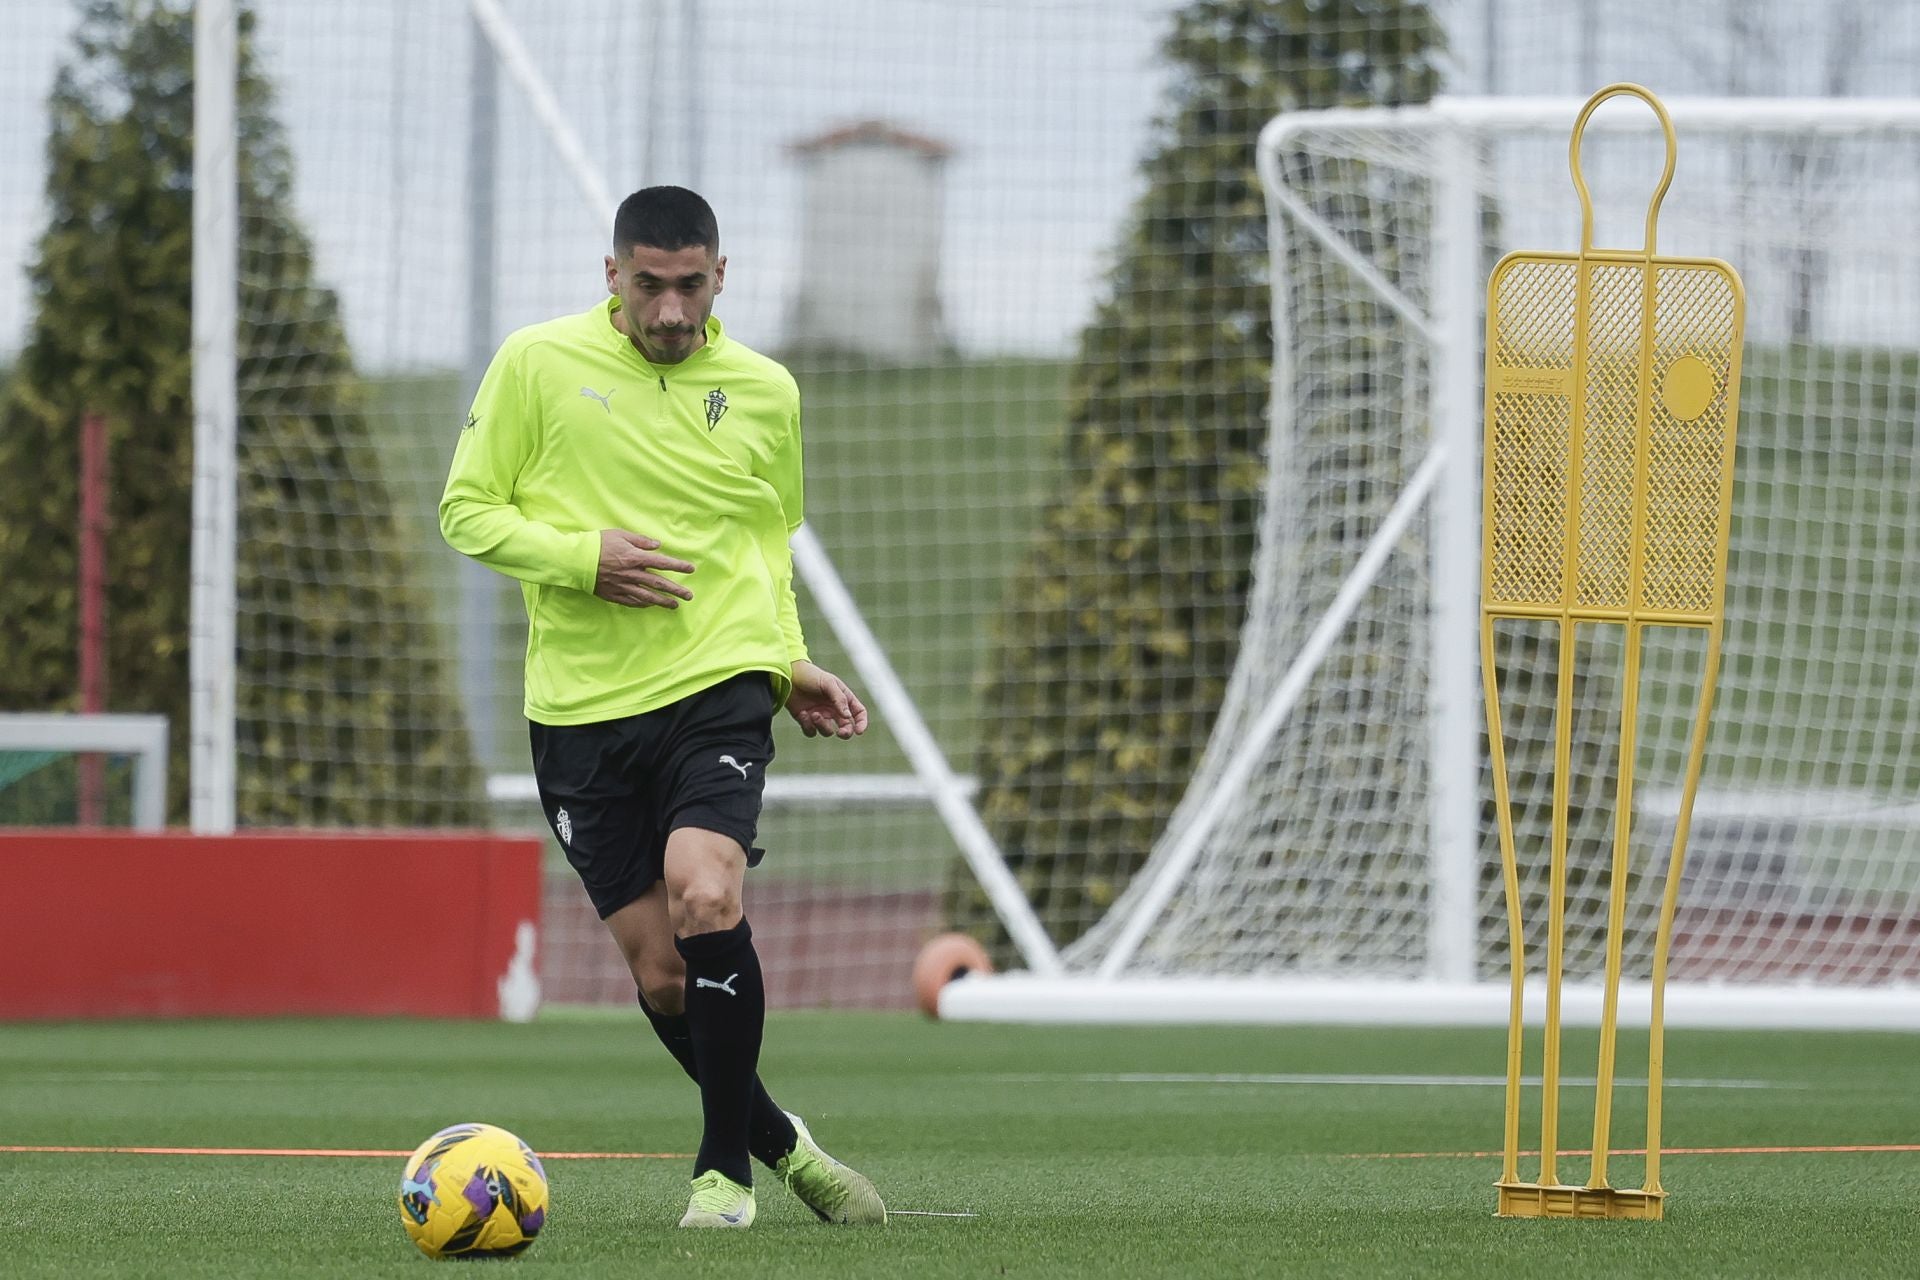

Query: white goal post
left=0, top=713, right=169, bottom=831
left=945, top=95, right=1920, bottom=1030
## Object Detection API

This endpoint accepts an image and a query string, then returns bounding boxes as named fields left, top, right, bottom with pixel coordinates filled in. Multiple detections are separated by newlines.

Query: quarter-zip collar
left=600, top=297, right=727, bottom=379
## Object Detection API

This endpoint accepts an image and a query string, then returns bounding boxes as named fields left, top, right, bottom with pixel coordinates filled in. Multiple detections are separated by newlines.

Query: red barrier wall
left=0, top=831, right=542, bottom=1020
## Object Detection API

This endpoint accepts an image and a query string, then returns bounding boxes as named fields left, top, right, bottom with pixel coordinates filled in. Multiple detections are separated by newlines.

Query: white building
left=785, top=120, right=953, bottom=363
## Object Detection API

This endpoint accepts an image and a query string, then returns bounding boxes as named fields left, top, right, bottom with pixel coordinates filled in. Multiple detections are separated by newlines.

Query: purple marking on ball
left=519, top=1142, right=547, bottom=1183
left=520, top=1206, right=545, bottom=1235
left=463, top=1170, right=498, bottom=1218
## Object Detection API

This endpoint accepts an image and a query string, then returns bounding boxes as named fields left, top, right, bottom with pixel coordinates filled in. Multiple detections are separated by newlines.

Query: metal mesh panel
left=1577, top=263, right=1645, bottom=611
left=1488, top=259, right=1576, bottom=607
left=1489, top=392, right=1572, bottom=606
left=1643, top=266, right=1740, bottom=614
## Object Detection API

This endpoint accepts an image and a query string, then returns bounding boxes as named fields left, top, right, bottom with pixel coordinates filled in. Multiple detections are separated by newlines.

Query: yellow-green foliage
left=954, top=0, right=1443, bottom=955
left=0, top=1, right=480, bottom=826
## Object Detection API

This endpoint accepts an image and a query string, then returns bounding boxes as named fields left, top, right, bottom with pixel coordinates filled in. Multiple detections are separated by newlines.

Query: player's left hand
left=786, top=660, right=869, bottom=740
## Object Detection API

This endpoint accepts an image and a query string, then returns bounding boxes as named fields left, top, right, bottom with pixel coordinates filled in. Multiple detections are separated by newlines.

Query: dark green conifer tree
left=0, top=1, right=480, bottom=825
left=958, top=1, right=1444, bottom=952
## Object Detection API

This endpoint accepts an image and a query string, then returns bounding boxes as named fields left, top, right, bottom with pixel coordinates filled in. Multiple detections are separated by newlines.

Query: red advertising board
left=0, top=831, right=542, bottom=1020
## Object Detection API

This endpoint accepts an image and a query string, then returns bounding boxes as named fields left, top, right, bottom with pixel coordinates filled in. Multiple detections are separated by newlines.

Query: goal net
left=948, top=96, right=1920, bottom=1027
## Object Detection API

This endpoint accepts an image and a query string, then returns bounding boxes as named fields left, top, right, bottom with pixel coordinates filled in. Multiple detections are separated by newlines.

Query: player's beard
left=645, top=321, right=702, bottom=363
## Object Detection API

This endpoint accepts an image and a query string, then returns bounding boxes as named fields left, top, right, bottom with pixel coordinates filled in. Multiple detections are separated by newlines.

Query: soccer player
left=440, top=186, right=885, bottom=1230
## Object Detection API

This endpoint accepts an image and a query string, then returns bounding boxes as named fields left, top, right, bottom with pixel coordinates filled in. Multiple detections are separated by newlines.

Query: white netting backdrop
left=4, top=1, right=1919, bottom=1010
left=1067, top=103, right=1920, bottom=987
left=230, top=0, right=1190, bottom=1008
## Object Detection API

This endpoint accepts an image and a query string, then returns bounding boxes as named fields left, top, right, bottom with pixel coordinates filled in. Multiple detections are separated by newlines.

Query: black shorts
left=529, top=672, right=777, bottom=919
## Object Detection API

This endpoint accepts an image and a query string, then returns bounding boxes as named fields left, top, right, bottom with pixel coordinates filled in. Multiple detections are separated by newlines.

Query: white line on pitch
left=9, top=1072, right=398, bottom=1085
left=989, top=1072, right=1800, bottom=1090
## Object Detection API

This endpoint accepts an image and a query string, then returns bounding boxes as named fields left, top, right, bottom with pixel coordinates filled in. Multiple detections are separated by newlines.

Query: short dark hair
left=613, top=186, right=719, bottom=255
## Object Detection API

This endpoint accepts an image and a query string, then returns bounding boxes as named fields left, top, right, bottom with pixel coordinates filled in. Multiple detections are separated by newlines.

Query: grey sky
left=2, top=0, right=1916, bottom=366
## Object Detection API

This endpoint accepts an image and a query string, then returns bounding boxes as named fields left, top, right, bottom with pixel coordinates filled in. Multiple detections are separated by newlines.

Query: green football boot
left=678, top=1169, right=756, bottom=1228
left=774, top=1111, right=887, bottom=1225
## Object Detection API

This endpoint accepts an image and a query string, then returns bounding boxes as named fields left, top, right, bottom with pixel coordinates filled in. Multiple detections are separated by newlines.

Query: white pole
left=790, top=526, right=1064, bottom=975
left=1096, top=448, right=1449, bottom=977
left=124, top=713, right=167, bottom=832
left=468, top=0, right=619, bottom=221
left=1482, top=0, right=1500, bottom=93
left=190, top=0, right=238, bottom=834
left=1426, top=124, right=1483, bottom=982
left=460, top=11, right=501, bottom=772
left=1281, top=97, right=1920, bottom=134
left=683, top=0, right=702, bottom=190
left=639, top=0, right=662, bottom=185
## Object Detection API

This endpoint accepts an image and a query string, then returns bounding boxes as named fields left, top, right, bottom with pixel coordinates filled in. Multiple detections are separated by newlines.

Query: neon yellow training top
left=440, top=299, right=807, bottom=725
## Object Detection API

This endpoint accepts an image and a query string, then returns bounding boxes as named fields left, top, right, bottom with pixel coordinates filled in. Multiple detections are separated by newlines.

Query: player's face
left=606, top=243, right=725, bottom=364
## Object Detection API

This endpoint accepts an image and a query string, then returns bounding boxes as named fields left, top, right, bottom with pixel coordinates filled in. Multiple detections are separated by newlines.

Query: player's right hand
left=594, top=529, right=696, bottom=609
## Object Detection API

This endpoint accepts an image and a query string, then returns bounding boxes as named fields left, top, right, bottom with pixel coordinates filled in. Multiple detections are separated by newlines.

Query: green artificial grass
left=3, top=1013, right=1917, bottom=1277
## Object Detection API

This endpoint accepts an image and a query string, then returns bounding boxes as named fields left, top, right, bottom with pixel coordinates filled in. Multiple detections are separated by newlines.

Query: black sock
left=676, top=918, right=770, bottom=1185
left=636, top=990, right=797, bottom=1168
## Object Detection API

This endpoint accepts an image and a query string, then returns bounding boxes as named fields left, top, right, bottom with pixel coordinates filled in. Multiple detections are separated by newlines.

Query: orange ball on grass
left=911, top=932, right=994, bottom=1018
